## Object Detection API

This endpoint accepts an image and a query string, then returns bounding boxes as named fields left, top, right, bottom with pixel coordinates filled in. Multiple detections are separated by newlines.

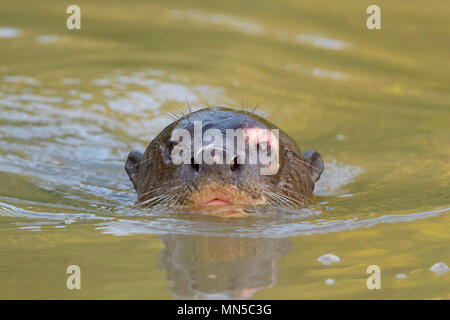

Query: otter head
left=125, top=107, right=323, bottom=214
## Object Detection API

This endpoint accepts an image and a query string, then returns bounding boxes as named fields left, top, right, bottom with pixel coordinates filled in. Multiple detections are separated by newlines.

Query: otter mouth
left=190, top=184, right=260, bottom=210
left=204, top=198, right=234, bottom=206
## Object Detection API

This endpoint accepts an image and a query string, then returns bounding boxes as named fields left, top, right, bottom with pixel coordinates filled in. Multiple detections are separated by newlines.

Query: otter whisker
left=139, top=184, right=182, bottom=198
left=268, top=186, right=307, bottom=206
left=248, top=196, right=258, bottom=214
left=263, top=190, right=288, bottom=205
left=185, top=96, right=192, bottom=114
left=157, top=192, right=181, bottom=209
left=175, top=108, right=187, bottom=119
left=251, top=99, right=265, bottom=113
left=291, top=157, right=322, bottom=173
left=264, top=187, right=306, bottom=207
left=133, top=185, right=183, bottom=209
left=263, top=193, right=283, bottom=207
left=267, top=184, right=312, bottom=203
left=263, top=191, right=289, bottom=207
left=165, top=111, right=180, bottom=121
left=172, top=189, right=189, bottom=210
left=264, top=190, right=297, bottom=207
left=132, top=194, right=166, bottom=209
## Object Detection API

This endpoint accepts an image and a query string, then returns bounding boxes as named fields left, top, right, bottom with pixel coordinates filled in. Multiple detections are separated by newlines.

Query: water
left=0, top=0, right=449, bottom=299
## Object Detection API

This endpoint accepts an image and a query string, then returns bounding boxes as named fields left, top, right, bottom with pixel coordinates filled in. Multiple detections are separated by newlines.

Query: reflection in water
left=158, top=234, right=289, bottom=299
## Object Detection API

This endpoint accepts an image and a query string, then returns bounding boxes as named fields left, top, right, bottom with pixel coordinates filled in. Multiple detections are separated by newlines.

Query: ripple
left=296, top=33, right=351, bottom=50
left=95, top=207, right=450, bottom=238
left=3, top=75, right=40, bottom=85
left=0, top=70, right=234, bottom=207
left=36, top=35, right=58, bottom=44
left=169, top=10, right=265, bottom=35
left=0, top=201, right=113, bottom=222
left=312, top=68, right=348, bottom=80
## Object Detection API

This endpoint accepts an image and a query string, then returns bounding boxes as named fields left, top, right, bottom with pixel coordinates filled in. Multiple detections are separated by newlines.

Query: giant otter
left=125, top=107, right=323, bottom=213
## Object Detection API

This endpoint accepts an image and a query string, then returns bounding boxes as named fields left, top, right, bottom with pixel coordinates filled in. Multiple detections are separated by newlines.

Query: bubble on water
left=318, top=253, right=341, bottom=266
left=0, top=27, right=21, bottom=38
left=314, top=160, right=363, bottom=196
left=430, top=262, right=449, bottom=276
left=325, top=278, right=335, bottom=285
left=395, top=273, right=407, bottom=279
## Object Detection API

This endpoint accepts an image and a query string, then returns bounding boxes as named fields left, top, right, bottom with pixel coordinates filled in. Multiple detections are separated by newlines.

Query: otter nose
left=192, top=161, right=241, bottom=180
left=191, top=145, right=241, bottom=175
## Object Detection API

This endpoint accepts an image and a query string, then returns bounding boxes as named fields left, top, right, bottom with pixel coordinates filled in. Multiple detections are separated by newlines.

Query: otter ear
left=125, top=150, right=143, bottom=190
left=302, top=150, right=324, bottom=182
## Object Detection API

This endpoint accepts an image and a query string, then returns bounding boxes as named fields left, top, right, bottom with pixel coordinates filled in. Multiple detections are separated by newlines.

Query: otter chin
left=125, top=106, right=324, bottom=216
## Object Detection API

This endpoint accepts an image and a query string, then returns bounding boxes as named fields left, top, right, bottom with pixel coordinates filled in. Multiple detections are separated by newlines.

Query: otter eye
left=167, top=141, right=177, bottom=153
left=161, top=140, right=179, bottom=164
left=230, top=156, right=240, bottom=171
left=191, top=156, right=200, bottom=171
left=257, top=142, right=271, bottom=156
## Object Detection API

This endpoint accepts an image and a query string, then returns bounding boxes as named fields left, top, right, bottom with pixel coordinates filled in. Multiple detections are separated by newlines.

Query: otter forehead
left=167, top=107, right=280, bottom=172
left=173, top=107, right=269, bottom=133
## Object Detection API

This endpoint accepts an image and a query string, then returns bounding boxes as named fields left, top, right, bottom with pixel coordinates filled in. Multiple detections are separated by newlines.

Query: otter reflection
left=158, top=234, right=289, bottom=299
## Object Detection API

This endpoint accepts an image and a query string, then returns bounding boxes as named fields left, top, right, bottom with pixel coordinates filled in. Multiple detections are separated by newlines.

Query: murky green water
left=0, top=0, right=449, bottom=299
